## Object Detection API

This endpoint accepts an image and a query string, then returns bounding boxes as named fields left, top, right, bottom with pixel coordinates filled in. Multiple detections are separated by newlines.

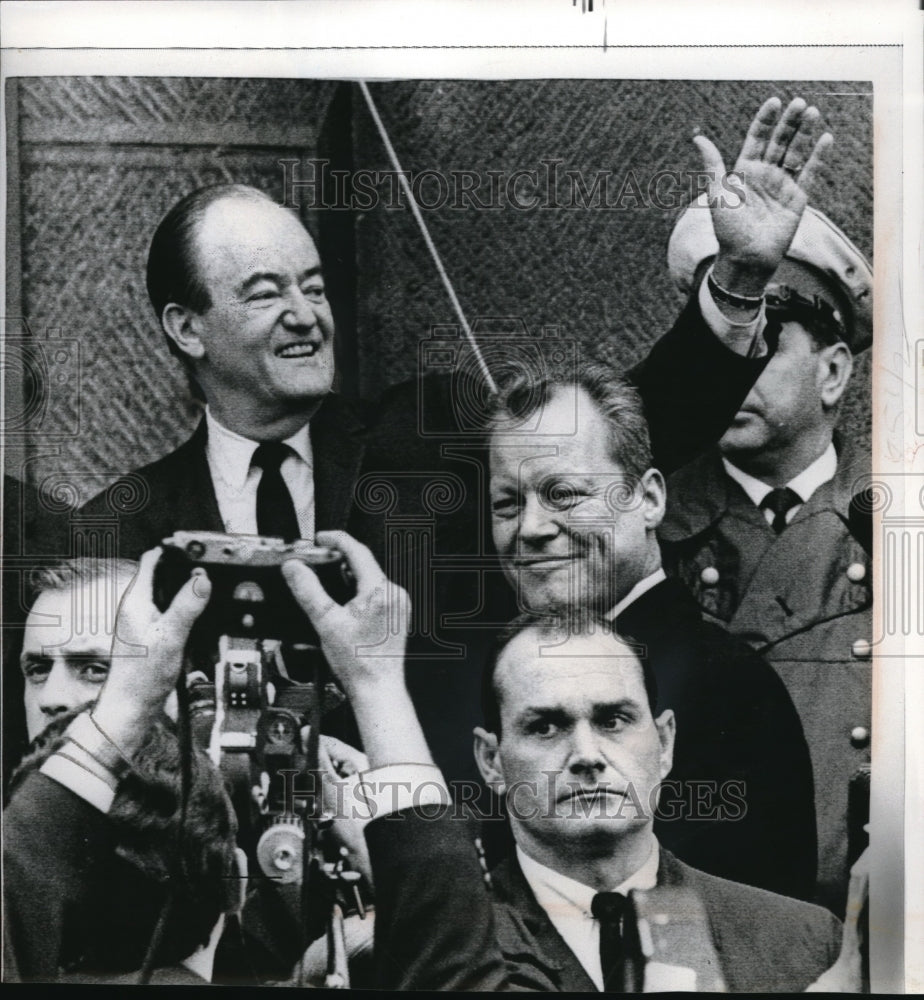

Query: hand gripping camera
left=153, top=533, right=361, bottom=916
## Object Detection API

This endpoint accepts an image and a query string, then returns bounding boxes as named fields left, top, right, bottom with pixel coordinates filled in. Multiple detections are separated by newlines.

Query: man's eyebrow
left=20, top=652, right=49, bottom=672
left=541, top=472, right=598, bottom=489
left=65, top=650, right=112, bottom=662
left=235, top=266, right=323, bottom=297
left=516, top=706, right=570, bottom=721
left=235, top=271, right=285, bottom=296
left=592, top=699, right=643, bottom=716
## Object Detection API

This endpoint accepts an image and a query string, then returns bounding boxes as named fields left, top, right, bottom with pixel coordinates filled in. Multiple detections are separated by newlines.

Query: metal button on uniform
left=852, top=638, right=872, bottom=659
left=846, top=562, right=866, bottom=583
left=850, top=726, right=870, bottom=748
left=700, top=567, right=720, bottom=586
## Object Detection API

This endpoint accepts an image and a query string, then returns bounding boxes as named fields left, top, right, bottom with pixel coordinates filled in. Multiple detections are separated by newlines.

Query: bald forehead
left=197, top=192, right=308, bottom=239
left=494, top=627, right=649, bottom=705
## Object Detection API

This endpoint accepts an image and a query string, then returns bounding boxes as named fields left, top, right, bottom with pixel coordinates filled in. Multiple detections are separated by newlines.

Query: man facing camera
left=659, top=202, right=873, bottom=913
left=79, top=184, right=365, bottom=553
left=486, top=366, right=816, bottom=899
left=19, top=558, right=138, bottom=744
left=4, top=552, right=247, bottom=984
left=466, top=619, right=840, bottom=992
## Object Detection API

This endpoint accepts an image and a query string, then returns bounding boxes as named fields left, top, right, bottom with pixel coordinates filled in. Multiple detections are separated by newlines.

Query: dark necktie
left=760, top=486, right=801, bottom=535
left=253, top=442, right=300, bottom=541
left=591, top=891, right=628, bottom=992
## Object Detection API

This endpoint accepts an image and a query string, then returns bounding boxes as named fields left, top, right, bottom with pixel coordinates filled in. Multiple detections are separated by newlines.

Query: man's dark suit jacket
left=3, top=770, right=209, bottom=983
left=77, top=393, right=367, bottom=559
left=616, top=577, right=817, bottom=900
left=367, top=808, right=842, bottom=993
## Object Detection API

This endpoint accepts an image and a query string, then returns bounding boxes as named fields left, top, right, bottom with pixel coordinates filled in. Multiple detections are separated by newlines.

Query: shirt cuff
left=332, top=763, right=450, bottom=825
left=40, top=751, right=117, bottom=813
left=699, top=270, right=768, bottom=358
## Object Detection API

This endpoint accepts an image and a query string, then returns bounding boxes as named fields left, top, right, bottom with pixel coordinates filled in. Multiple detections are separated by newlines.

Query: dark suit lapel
left=310, top=396, right=366, bottom=533
left=615, top=577, right=702, bottom=644
left=492, top=856, right=600, bottom=992
left=179, top=419, right=225, bottom=533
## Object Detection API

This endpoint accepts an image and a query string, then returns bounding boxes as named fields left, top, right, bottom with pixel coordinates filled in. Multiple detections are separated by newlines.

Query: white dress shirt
left=517, top=837, right=660, bottom=991
left=205, top=407, right=315, bottom=539
left=722, top=443, right=837, bottom=528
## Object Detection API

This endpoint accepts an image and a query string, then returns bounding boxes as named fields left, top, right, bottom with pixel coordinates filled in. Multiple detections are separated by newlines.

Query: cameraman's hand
left=283, top=531, right=433, bottom=769
left=695, top=95, right=833, bottom=299
left=317, top=734, right=374, bottom=889
left=282, top=531, right=409, bottom=699
left=93, top=547, right=211, bottom=757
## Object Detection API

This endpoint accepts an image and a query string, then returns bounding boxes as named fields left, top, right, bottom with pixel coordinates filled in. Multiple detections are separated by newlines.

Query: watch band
left=707, top=268, right=764, bottom=310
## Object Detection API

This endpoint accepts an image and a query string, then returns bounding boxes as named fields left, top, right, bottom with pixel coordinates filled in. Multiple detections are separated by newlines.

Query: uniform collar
left=661, top=435, right=861, bottom=543
left=721, top=443, right=837, bottom=508
left=205, top=406, right=312, bottom=492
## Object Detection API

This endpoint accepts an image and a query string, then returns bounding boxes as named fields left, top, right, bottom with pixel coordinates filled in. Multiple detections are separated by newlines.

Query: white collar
left=517, top=835, right=660, bottom=918
left=606, top=568, right=666, bottom=621
left=722, top=443, right=837, bottom=508
left=205, top=407, right=312, bottom=492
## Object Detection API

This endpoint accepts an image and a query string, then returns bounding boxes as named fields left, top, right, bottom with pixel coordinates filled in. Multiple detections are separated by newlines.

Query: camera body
left=153, top=531, right=354, bottom=647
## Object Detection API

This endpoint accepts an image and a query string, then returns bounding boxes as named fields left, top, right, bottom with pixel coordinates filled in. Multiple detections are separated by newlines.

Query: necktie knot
left=591, top=891, right=627, bottom=924
left=760, top=486, right=802, bottom=534
left=252, top=441, right=292, bottom=473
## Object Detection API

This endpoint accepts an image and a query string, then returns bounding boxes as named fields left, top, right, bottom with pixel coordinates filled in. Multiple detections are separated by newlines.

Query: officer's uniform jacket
left=659, top=438, right=872, bottom=914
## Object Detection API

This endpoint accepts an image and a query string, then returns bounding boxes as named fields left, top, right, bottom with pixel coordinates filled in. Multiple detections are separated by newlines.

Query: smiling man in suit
left=79, top=184, right=365, bottom=554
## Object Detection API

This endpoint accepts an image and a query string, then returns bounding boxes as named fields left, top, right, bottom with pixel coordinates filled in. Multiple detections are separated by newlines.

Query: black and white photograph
left=1, top=0, right=919, bottom=991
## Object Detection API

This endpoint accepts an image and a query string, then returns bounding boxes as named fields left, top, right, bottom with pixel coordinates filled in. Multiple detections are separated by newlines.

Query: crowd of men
left=3, top=94, right=872, bottom=989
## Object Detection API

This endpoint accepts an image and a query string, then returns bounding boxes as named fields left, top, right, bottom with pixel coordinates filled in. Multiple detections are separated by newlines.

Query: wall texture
left=5, top=77, right=872, bottom=504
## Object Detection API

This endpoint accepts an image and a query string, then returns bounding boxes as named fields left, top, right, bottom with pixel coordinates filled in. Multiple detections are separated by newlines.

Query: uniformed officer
left=658, top=196, right=873, bottom=915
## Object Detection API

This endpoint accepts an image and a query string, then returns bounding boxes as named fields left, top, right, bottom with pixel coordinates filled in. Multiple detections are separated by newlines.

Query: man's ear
left=818, top=342, right=853, bottom=410
left=654, top=708, right=675, bottom=781
left=162, top=303, right=206, bottom=361
left=639, top=468, right=667, bottom=530
left=473, top=726, right=506, bottom=794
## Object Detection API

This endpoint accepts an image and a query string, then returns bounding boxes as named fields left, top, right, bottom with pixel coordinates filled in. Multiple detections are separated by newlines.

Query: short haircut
left=487, top=361, right=653, bottom=482
left=26, top=557, right=138, bottom=610
left=10, top=708, right=239, bottom=975
left=481, top=612, right=659, bottom=738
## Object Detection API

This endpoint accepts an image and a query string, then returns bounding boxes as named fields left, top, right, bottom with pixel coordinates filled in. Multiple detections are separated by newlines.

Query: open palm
left=696, top=97, right=833, bottom=286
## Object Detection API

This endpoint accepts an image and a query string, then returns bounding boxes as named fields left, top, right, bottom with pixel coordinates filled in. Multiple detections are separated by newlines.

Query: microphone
left=622, top=886, right=727, bottom=992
